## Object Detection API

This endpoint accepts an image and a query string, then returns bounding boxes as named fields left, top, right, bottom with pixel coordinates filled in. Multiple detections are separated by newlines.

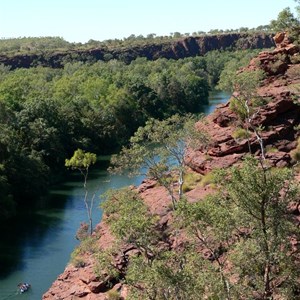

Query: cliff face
left=43, top=34, right=300, bottom=299
left=188, top=33, right=300, bottom=174
left=0, top=33, right=275, bottom=69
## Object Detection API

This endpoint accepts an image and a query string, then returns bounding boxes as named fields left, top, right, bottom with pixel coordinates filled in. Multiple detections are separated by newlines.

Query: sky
left=0, top=0, right=298, bottom=43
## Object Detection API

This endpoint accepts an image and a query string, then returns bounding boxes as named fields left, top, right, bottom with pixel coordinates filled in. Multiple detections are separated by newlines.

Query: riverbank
left=43, top=34, right=300, bottom=299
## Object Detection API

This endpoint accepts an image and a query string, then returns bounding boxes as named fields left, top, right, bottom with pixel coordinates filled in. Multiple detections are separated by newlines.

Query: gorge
left=42, top=33, right=300, bottom=300
left=0, top=92, right=230, bottom=299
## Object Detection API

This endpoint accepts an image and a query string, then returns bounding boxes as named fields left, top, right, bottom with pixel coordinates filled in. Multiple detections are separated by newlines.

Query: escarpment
left=43, top=33, right=300, bottom=299
left=0, top=33, right=275, bottom=69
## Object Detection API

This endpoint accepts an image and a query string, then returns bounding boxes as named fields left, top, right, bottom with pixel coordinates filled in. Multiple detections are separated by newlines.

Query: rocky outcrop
left=0, top=33, right=275, bottom=69
left=43, top=33, right=300, bottom=299
left=188, top=32, right=300, bottom=174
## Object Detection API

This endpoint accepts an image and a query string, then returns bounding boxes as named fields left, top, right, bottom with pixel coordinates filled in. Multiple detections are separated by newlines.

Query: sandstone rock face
left=187, top=35, right=300, bottom=175
left=43, top=36, right=300, bottom=299
left=245, top=32, right=299, bottom=76
left=0, top=33, right=275, bottom=69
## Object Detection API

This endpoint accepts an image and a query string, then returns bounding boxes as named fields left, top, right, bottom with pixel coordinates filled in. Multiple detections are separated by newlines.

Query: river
left=0, top=91, right=230, bottom=300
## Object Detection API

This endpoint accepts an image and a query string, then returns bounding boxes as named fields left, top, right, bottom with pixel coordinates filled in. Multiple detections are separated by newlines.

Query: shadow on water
left=0, top=183, right=75, bottom=279
left=200, top=90, right=231, bottom=115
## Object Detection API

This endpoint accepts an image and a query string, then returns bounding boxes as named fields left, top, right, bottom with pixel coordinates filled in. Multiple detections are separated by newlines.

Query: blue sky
left=0, top=0, right=298, bottom=43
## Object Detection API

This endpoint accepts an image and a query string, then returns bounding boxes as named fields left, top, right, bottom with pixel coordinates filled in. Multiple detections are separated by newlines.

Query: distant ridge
left=0, top=33, right=275, bottom=69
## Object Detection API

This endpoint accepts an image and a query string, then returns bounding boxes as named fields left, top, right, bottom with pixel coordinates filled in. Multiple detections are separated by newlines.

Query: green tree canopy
left=110, top=114, right=209, bottom=208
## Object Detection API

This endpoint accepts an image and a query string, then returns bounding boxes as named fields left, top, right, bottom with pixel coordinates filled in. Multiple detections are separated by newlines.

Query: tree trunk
left=178, top=168, right=184, bottom=200
left=263, top=263, right=271, bottom=299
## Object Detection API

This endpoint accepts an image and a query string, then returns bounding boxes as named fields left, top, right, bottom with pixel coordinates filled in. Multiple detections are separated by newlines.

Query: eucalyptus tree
left=110, top=114, right=209, bottom=209
left=177, top=156, right=300, bottom=299
left=65, top=149, right=97, bottom=235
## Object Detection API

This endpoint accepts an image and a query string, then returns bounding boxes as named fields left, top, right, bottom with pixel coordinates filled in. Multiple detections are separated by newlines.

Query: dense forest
left=0, top=49, right=260, bottom=219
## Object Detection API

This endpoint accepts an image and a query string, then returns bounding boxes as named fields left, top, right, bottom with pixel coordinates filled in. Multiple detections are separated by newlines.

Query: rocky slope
left=43, top=33, right=300, bottom=299
left=0, top=33, right=274, bottom=69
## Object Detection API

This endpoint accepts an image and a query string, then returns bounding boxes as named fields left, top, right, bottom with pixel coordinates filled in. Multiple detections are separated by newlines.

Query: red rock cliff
left=0, top=33, right=274, bottom=69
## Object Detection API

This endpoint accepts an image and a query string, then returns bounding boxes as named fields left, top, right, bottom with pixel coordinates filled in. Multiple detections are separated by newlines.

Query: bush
left=232, top=127, right=250, bottom=140
left=265, top=145, right=278, bottom=153
left=182, top=172, right=202, bottom=192
left=70, top=247, right=86, bottom=268
left=229, top=98, right=248, bottom=120
left=70, top=236, right=98, bottom=267
left=200, top=171, right=216, bottom=187
left=107, top=289, right=121, bottom=300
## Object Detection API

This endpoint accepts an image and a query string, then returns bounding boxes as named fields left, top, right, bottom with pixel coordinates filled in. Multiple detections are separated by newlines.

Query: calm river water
left=0, top=91, right=230, bottom=300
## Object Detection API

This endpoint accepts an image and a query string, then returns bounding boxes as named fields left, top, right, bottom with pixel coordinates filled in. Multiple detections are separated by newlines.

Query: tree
left=219, top=67, right=266, bottom=159
left=101, top=187, right=159, bottom=261
left=176, top=195, right=236, bottom=299
left=218, top=157, right=299, bottom=299
left=65, top=149, right=97, bottom=235
left=269, top=6, right=300, bottom=44
left=270, top=7, right=299, bottom=33
left=110, top=114, right=209, bottom=209
left=101, top=188, right=215, bottom=300
left=177, top=156, right=300, bottom=299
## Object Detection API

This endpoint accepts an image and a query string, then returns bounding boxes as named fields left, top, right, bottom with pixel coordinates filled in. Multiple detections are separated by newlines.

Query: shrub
left=200, top=171, right=216, bottom=187
left=291, top=148, right=300, bottom=162
left=70, top=236, right=98, bottom=267
left=229, top=97, right=248, bottom=120
left=232, top=127, right=250, bottom=140
left=265, top=145, right=278, bottom=153
left=107, top=289, right=121, bottom=300
left=290, top=137, right=300, bottom=162
left=70, top=247, right=86, bottom=268
left=182, top=172, right=202, bottom=192
left=76, top=222, right=89, bottom=241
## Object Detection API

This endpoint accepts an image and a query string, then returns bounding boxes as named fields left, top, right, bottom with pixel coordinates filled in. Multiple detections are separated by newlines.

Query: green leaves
left=110, top=114, right=209, bottom=207
left=101, top=188, right=159, bottom=255
left=270, top=7, right=300, bottom=33
left=65, top=148, right=96, bottom=170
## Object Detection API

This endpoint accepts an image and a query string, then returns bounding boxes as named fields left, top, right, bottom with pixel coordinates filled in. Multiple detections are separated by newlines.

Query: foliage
left=65, top=149, right=97, bottom=234
left=65, top=149, right=96, bottom=171
left=75, top=222, right=90, bottom=241
left=224, top=68, right=266, bottom=158
left=217, top=49, right=262, bottom=93
left=102, top=147, right=300, bottom=298
left=95, top=245, right=122, bottom=281
left=126, top=249, right=217, bottom=300
left=71, top=235, right=98, bottom=268
left=101, top=188, right=159, bottom=259
left=269, top=4, right=300, bottom=44
left=270, top=8, right=299, bottom=32
left=0, top=31, right=272, bottom=57
left=0, top=49, right=257, bottom=218
left=199, top=171, right=216, bottom=187
left=232, top=127, right=251, bottom=140
left=107, top=289, right=121, bottom=300
left=214, top=157, right=299, bottom=298
left=176, top=156, right=300, bottom=299
left=290, top=137, right=300, bottom=162
left=110, top=114, right=209, bottom=208
left=182, top=171, right=202, bottom=192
